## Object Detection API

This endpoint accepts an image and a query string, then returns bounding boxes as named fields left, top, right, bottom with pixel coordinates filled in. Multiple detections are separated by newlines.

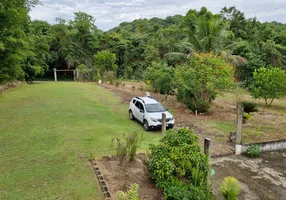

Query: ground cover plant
left=0, top=82, right=161, bottom=199
left=246, top=145, right=261, bottom=157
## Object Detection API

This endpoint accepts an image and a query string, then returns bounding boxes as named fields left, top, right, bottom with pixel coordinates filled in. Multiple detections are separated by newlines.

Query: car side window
left=135, top=101, right=141, bottom=109
left=135, top=101, right=144, bottom=111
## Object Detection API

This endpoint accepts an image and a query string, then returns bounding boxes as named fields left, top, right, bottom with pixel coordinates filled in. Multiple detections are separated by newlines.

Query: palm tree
left=189, top=14, right=227, bottom=52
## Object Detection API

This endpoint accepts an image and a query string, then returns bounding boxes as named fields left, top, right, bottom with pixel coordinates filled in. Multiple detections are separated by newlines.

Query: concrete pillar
left=236, top=106, right=244, bottom=144
left=53, top=68, right=57, bottom=82
left=73, top=70, right=76, bottom=81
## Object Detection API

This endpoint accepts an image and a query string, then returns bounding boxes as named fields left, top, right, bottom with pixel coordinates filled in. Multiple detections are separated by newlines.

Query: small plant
left=246, top=145, right=261, bottom=157
left=126, top=131, right=143, bottom=161
left=220, top=176, right=241, bottom=200
left=242, top=113, right=251, bottom=123
left=103, top=71, right=116, bottom=84
left=117, top=183, right=139, bottom=200
left=112, top=137, right=127, bottom=165
left=111, top=131, right=143, bottom=164
left=115, top=80, right=122, bottom=87
left=239, top=101, right=258, bottom=113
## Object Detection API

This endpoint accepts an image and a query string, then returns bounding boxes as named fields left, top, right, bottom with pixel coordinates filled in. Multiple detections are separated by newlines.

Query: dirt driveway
left=101, top=83, right=235, bottom=156
left=212, top=150, right=286, bottom=200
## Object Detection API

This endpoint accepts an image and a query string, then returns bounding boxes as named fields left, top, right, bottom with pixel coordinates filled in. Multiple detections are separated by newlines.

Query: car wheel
left=143, top=120, right=150, bottom=131
left=129, top=110, right=134, bottom=120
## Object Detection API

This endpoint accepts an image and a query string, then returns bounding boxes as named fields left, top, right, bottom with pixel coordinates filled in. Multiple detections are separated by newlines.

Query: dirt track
left=101, top=83, right=235, bottom=156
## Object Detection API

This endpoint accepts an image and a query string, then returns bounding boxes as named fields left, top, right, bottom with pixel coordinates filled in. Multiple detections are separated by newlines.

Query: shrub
left=112, top=137, right=127, bottom=165
left=111, top=131, right=143, bottom=164
left=148, top=128, right=211, bottom=200
left=250, top=67, right=286, bottom=107
left=103, top=71, right=116, bottom=84
left=246, top=145, right=261, bottom=157
left=220, top=176, right=241, bottom=200
left=94, top=50, right=118, bottom=76
left=117, top=183, right=139, bottom=200
left=143, top=62, right=175, bottom=95
left=175, top=53, right=234, bottom=113
left=126, top=132, right=143, bottom=161
left=242, top=113, right=251, bottom=123
left=184, top=97, right=211, bottom=113
left=240, top=101, right=258, bottom=113
left=115, top=80, right=122, bottom=87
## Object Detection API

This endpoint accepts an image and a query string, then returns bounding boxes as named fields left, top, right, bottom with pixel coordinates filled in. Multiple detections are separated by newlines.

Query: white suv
left=128, top=96, right=175, bottom=131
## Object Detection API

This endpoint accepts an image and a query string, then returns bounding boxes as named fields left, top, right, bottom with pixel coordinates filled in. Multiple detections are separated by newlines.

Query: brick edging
left=90, top=159, right=111, bottom=199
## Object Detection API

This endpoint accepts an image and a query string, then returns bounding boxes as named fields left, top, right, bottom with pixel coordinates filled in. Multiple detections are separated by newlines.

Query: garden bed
left=94, top=154, right=164, bottom=200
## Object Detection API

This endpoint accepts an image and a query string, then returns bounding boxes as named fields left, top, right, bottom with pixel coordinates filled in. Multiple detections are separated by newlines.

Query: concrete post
left=204, top=138, right=211, bottom=155
left=53, top=68, right=57, bottom=82
left=76, top=69, right=79, bottom=81
left=73, top=70, right=76, bottom=81
left=161, top=113, right=166, bottom=134
left=236, top=106, right=244, bottom=144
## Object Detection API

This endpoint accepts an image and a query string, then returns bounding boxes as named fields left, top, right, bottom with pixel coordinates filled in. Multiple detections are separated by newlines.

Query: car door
left=134, top=101, right=144, bottom=123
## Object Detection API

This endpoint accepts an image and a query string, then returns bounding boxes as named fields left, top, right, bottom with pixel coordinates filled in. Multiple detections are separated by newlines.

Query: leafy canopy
left=250, top=67, right=286, bottom=106
left=175, top=53, right=234, bottom=112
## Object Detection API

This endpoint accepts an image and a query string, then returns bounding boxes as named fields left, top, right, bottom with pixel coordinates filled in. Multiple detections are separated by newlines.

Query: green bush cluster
left=143, top=62, right=175, bottom=95
left=148, top=128, right=211, bottom=200
left=246, top=145, right=261, bottom=157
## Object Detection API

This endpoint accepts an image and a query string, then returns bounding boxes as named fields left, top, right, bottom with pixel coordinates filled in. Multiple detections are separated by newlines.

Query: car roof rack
left=135, top=96, right=145, bottom=103
left=148, top=96, right=159, bottom=102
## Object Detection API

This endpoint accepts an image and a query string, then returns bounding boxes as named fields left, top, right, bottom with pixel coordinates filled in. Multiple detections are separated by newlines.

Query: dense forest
left=1, top=0, right=286, bottom=110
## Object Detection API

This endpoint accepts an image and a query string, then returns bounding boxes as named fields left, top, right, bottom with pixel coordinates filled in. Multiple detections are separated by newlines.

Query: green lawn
left=0, top=82, right=162, bottom=199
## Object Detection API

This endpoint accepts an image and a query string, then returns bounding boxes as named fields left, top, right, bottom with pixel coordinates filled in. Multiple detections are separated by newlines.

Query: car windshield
left=145, top=103, right=166, bottom=113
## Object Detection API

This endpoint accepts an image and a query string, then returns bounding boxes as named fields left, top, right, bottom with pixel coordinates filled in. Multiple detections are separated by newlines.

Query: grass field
left=0, top=82, right=162, bottom=199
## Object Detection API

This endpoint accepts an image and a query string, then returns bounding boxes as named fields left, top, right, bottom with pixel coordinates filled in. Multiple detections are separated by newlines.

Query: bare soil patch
left=96, top=154, right=164, bottom=200
left=0, top=81, right=24, bottom=94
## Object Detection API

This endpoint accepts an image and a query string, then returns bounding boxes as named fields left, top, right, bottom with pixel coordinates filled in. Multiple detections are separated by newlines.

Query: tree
left=176, top=53, right=234, bottom=112
left=250, top=67, right=286, bottom=106
left=0, top=0, right=29, bottom=83
left=143, top=62, right=175, bottom=94
left=94, top=50, right=117, bottom=77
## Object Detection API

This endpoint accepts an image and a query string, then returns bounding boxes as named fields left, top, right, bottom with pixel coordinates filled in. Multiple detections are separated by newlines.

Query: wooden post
left=204, top=138, right=211, bottom=155
left=53, top=68, right=57, bottom=82
left=161, top=113, right=166, bottom=134
left=236, top=106, right=244, bottom=144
